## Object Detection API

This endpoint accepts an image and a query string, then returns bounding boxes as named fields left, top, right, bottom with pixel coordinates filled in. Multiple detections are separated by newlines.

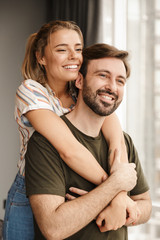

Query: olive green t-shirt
left=25, top=115, right=149, bottom=240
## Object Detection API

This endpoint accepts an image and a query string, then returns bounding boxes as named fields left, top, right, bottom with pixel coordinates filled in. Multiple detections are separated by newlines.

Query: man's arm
left=29, top=158, right=137, bottom=240
left=95, top=192, right=137, bottom=232
left=96, top=191, right=151, bottom=232
left=30, top=177, right=119, bottom=240
left=125, top=191, right=152, bottom=226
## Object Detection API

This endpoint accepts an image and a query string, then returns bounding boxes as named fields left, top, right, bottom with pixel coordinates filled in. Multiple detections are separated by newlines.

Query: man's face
left=82, top=57, right=126, bottom=116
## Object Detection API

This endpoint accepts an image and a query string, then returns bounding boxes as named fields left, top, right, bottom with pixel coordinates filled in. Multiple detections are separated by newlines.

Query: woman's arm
left=25, top=109, right=107, bottom=185
left=101, top=112, right=128, bottom=168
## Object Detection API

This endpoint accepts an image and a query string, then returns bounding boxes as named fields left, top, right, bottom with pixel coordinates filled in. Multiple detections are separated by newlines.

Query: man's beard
left=82, top=83, right=122, bottom=116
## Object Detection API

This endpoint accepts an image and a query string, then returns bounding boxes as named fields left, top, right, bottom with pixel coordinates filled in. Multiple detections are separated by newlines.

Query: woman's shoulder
left=19, top=79, right=46, bottom=90
left=17, top=79, right=49, bottom=95
left=15, top=79, right=52, bottom=115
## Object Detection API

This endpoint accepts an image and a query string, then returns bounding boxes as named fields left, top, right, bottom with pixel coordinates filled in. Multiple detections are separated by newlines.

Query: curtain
left=46, top=0, right=100, bottom=47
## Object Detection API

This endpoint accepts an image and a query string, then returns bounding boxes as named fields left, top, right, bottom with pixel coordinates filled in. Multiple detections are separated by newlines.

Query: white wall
left=0, top=0, right=46, bottom=219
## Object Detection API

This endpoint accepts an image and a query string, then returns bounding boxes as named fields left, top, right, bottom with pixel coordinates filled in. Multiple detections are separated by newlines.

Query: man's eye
left=117, top=79, right=125, bottom=85
left=99, top=74, right=109, bottom=78
left=99, top=74, right=106, bottom=77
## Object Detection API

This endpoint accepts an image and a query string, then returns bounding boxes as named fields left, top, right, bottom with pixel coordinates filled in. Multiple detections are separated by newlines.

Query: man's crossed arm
left=29, top=155, right=137, bottom=240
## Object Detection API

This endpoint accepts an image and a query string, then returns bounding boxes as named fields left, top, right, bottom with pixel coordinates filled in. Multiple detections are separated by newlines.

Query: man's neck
left=66, top=100, right=106, bottom=137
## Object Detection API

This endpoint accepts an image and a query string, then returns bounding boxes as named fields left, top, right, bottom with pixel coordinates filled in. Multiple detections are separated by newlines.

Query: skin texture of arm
left=66, top=188, right=151, bottom=232
left=25, top=109, right=107, bottom=185
left=102, top=116, right=129, bottom=229
left=30, top=182, right=116, bottom=240
left=25, top=110, right=126, bottom=185
left=29, top=156, right=137, bottom=240
left=102, top=112, right=128, bottom=167
left=65, top=147, right=150, bottom=232
left=65, top=188, right=129, bottom=230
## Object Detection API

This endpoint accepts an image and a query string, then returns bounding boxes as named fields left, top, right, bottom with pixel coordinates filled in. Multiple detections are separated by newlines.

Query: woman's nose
left=68, top=49, right=77, bottom=59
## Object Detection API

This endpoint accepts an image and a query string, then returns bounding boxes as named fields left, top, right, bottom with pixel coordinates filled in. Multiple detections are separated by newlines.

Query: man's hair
left=80, top=43, right=130, bottom=78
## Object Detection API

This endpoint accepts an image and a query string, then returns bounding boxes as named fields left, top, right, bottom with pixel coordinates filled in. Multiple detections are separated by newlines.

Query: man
left=25, top=43, right=152, bottom=240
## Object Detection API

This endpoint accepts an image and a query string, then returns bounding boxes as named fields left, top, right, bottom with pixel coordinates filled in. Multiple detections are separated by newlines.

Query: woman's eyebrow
left=55, top=43, right=82, bottom=48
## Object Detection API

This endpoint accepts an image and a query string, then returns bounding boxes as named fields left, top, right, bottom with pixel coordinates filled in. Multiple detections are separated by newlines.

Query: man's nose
left=105, top=78, right=117, bottom=92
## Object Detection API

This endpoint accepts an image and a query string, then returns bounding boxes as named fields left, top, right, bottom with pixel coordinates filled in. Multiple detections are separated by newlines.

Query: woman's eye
left=76, top=48, right=82, bottom=52
left=57, top=49, right=66, bottom=52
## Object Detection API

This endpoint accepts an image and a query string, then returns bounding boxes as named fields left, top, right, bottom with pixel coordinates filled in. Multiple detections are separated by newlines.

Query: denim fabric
left=2, top=173, right=34, bottom=240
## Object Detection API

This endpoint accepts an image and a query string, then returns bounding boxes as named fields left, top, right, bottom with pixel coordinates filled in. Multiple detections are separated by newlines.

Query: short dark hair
left=80, top=43, right=130, bottom=78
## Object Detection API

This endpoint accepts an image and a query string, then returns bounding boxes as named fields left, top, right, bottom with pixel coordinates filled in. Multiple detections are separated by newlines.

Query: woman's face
left=40, top=29, right=83, bottom=85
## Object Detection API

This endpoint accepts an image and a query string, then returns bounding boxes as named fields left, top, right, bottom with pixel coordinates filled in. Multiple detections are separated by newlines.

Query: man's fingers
left=125, top=217, right=133, bottom=226
left=102, top=174, right=108, bottom=182
left=96, top=215, right=103, bottom=227
left=130, top=163, right=136, bottom=169
left=66, top=187, right=88, bottom=201
left=65, top=193, right=76, bottom=200
left=69, top=187, right=88, bottom=196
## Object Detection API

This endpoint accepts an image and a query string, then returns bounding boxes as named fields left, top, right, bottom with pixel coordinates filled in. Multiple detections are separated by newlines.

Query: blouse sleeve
left=15, top=79, right=53, bottom=117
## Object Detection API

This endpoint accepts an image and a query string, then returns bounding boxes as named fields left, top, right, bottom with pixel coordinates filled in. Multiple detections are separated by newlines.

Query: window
left=99, top=0, right=160, bottom=239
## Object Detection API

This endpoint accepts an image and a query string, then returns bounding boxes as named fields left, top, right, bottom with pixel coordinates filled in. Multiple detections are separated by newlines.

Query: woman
left=3, top=20, right=128, bottom=240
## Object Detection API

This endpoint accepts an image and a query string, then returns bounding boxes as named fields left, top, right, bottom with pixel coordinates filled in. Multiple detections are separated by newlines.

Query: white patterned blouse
left=15, top=79, right=75, bottom=175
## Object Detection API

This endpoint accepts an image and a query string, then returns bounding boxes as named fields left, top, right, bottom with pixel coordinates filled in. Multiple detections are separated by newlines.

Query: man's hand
left=96, top=193, right=141, bottom=232
left=66, top=187, right=142, bottom=232
left=66, top=187, right=127, bottom=232
left=110, top=149, right=137, bottom=192
left=125, top=196, right=141, bottom=226
left=66, top=150, right=137, bottom=201
left=96, top=195, right=127, bottom=232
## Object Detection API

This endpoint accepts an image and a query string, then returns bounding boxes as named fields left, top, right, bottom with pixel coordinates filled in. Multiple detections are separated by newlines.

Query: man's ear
left=75, top=73, right=83, bottom=90
left=36, top=51, right=46, bottom=65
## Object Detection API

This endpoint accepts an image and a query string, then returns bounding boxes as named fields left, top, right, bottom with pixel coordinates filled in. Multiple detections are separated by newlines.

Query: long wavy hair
left=22, top=20, right=84, bottom=87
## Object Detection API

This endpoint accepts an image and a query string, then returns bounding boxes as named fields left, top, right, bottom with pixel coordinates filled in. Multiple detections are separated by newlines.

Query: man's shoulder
left=28, top=130, right=55, bottom=152
left=31, top=130, right=48, bottom=142
left=26, top=130, right=61, bottom=165
left=123, top=131, right=133, bottom=146
left=123, top=131, right=136, bottom=156
left=27, top=115, right=68, bottom=155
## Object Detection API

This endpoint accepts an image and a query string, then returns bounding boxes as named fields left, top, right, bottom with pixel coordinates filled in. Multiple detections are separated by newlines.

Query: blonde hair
left=22, top=20, right=84, bottom=85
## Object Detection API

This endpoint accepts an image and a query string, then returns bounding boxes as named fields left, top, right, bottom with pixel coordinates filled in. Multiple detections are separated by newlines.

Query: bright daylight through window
left=99, top=0, right=160, bottom=239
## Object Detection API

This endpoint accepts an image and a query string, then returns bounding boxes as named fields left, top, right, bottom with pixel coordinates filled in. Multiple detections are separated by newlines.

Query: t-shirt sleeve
left=124, top=132, right=150, bottom=196
left=25, top=131, right=66, bottom=198
left=15, top=79, right=53, bottom=116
